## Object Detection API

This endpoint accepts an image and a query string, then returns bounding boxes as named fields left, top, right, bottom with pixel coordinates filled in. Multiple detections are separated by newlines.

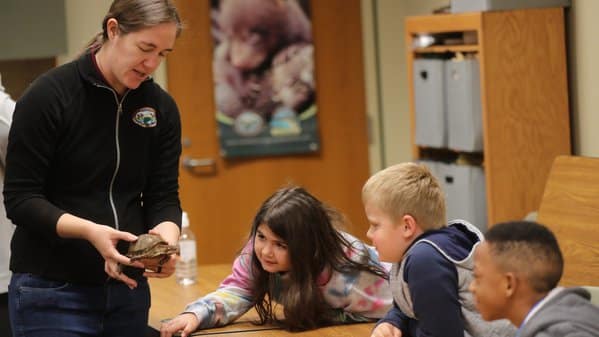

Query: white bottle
left=176, top=211, right=197, bottom=285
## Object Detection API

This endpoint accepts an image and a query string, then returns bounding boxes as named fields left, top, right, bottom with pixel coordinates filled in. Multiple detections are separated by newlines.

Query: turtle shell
left=126, top=234, right=179, bottom=261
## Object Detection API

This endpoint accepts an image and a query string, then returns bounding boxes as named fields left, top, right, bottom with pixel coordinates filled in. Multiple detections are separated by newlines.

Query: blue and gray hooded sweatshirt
left=378, top=220, right=515, bottom=337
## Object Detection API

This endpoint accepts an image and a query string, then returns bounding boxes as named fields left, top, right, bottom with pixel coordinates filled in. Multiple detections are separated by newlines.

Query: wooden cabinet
left=405, top=7, right=571, bottom=226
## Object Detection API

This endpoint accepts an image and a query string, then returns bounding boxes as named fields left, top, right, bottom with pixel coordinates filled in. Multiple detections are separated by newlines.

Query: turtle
left=126, top=234, right=179, bottom=269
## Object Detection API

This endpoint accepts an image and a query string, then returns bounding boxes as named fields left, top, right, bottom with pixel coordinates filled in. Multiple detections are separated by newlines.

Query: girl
left=161, top=186, right=392, bottom=336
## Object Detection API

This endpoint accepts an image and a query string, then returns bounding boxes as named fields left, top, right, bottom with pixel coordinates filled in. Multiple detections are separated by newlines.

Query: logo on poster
left=234, top=111, right=265, bottom=136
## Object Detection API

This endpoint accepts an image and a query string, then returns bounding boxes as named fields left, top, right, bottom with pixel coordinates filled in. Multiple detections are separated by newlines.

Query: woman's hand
left=160, top=313, right=200, bottom=337
left=145, top=221, right=181, bottom=278
left=88, top=225, right=144, bottom=289
left=150, top=221, right=180, bottom=245
left=143, top=251, right=179, bottom=278
left=56, top=213, right=143, bottom=289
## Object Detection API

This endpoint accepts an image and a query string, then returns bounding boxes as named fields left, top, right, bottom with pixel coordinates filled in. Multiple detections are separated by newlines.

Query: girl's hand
left=160, top=313, right=200, bottom=337
left=371, top=322, right=402, bottom=337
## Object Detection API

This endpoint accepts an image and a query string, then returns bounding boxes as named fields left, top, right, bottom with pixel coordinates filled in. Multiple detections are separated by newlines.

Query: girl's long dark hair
left=249, top=186, right=387, bottom=331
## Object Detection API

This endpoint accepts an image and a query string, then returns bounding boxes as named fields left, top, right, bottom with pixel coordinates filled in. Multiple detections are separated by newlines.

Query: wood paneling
left=482, top=8, right=570, bottom=223
left=538, top=156, right=599, bottom=287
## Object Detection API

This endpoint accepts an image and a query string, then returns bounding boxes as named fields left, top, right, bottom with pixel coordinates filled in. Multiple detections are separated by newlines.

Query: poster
left=211, top=0, right=319, bottom=158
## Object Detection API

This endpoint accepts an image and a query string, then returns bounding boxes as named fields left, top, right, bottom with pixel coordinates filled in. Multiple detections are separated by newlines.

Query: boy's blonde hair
left=362, top=162, right=446, bottom=230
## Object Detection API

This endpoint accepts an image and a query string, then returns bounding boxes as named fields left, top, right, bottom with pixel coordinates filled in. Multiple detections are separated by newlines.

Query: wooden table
left=148, top=264, right=376, bottom=336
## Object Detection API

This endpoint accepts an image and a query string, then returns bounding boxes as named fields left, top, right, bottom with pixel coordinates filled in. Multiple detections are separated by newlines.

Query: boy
left=470, top=220, right=599, bottom=337
left=362, top=162, right=514, bottom=337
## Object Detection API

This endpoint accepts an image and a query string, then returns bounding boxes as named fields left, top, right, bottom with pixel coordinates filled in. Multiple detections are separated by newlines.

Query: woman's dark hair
left=86, top=0, right=183, bottom=50
left=249, top=186, right=387, bottom=331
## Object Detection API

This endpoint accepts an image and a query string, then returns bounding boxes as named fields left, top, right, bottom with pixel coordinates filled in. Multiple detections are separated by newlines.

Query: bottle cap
left=182, top=211, right=190, bottom=228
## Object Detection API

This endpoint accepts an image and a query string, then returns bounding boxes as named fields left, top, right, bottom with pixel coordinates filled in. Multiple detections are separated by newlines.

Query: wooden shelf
left=412, top=44, right=479, bottom=54
left=405, top=7, right=571, bottom=225
left=405, top=12, right=481, bottom=33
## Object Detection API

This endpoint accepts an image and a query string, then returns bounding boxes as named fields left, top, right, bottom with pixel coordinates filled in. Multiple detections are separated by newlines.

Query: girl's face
left=254, top=224, right=291, bottom=273
left=102, top=19, right=177, bottom=94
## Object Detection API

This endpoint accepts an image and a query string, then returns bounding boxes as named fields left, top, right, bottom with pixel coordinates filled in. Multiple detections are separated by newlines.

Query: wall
left=361, top=0, right=448, bottom=172
left=57, top=0, right=110, bottom=64
left=0, top=0, right=68, bottom=99
left=0, top=0, right=67, bottom=61
left=59, top=0, right=599, bottom=164
left=363, top=0, right=599, bottom=174
left=361, top=0, right=408, bottom=171
left=567, top=0, right=599, bottom=157
left=360, top=1, right=383, bottom=173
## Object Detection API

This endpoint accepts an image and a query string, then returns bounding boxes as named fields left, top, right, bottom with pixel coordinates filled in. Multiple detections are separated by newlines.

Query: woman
left=4, top=1, right=183, bottom=336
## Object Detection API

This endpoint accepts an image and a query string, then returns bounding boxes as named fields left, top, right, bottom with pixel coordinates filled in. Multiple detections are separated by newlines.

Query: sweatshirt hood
left=522, top=287, right=599, bottom=336
left=413, top=219, right=483, bottom=262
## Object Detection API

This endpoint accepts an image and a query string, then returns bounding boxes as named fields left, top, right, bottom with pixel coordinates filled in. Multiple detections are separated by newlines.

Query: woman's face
left=254, top=224, right=291, bottom=273
left=102, top=19, right=177, bottom=94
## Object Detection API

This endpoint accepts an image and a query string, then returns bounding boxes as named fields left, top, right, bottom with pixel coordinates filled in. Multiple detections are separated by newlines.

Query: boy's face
left=364, top=202, right=409, bottom=262
left=470, top=242, right=509, bottom=321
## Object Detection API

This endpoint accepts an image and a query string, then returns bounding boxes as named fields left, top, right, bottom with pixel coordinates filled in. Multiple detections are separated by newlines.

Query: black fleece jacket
left=3, top=51, right=182, bottom=285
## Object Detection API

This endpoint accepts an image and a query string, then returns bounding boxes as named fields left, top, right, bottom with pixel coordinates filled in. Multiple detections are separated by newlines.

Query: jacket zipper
left=93, top=83, right=129, bottom=230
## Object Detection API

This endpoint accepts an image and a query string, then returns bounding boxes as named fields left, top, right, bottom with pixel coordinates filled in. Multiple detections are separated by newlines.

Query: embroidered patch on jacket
left=133, top=107, right=157, bottom=128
